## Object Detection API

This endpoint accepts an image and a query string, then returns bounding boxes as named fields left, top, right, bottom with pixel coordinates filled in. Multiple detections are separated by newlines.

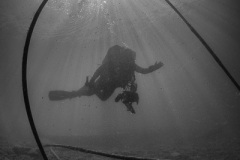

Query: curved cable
left=22, top=0, right=48, bottom=159
left=164, top=0, right=240, bottom=92
left=44, top=144, right=159, bottom=160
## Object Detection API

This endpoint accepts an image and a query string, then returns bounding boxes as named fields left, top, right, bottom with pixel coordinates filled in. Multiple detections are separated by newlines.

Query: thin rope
left=44, top=144, right=160, bottom=160
left=164, top=0, right=240, bottom=92
left=22, top=0, right=48, bottom=160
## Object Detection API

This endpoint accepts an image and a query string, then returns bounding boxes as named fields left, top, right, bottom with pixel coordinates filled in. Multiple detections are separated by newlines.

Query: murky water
left=1, top=0, right=240, bottom=159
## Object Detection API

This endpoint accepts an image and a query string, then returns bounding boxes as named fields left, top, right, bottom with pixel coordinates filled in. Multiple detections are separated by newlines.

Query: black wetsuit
left=89, top=45, right=139, bottom=113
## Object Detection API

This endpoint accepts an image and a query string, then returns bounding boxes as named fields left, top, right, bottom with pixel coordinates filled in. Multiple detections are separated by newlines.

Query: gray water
left=1, top=0, right=240, bottom=159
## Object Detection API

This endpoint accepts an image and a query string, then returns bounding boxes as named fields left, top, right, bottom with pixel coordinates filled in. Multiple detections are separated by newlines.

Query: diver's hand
left=149, top=61, right=163, bottom=71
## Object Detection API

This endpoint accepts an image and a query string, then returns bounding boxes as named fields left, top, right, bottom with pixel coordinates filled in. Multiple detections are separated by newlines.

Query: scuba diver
left=49, top=45, right=163, bottom=114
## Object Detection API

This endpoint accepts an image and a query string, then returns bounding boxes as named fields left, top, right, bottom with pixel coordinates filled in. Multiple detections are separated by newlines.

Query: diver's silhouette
left=49, top=45, right=163, bottom=113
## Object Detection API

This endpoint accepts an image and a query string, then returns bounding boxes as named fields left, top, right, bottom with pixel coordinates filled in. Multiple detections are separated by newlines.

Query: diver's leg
left=95, top=88, right=115, bottom=101
left=48, top=86, right=93, bottom=101
left=93, top=84, right=116, bottom=101
left=49, top=80, right=94, bottom=101
left=89, top=76, right=116, bottom=101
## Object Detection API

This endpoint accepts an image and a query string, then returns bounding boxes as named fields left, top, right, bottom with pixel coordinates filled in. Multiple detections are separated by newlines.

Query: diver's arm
left=135, top=61, right=163, bottom=74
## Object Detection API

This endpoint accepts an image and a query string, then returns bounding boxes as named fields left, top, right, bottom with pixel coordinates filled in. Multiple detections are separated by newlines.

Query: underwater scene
left=0, top=0, right=240, bottom=159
